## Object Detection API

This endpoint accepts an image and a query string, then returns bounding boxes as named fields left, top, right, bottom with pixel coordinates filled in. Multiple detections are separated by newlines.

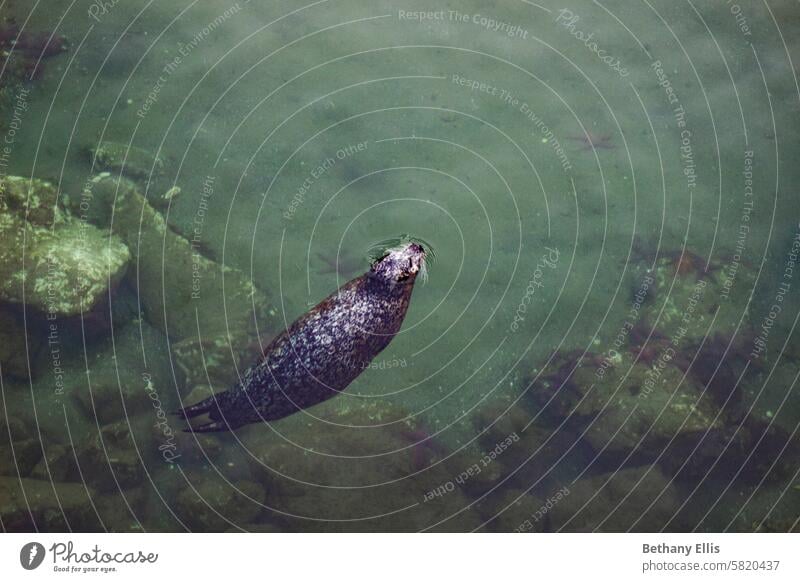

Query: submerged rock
left=77, top=419, right=148, bottom=493
left=0, top=175, right=128, bottom=380
left=172, top=335, right=260, bottom=394
left=474, top=488, right=546, bottom=532
left=71, top=371, right=154, bottom=426
left=548, top=466, right=681, bottom=531
left=0, top=303, right=43, bottom=379
left=628, top=244, right=755, bottom=350
left=621, top=245, right=756, bottom=412
left=30, top=443, right=79, bottom=482
left=88, top=141, right=165, bottom=180
left=0, top=175, right=130, bottom=317
left=93, top=487, right=149, bottom=532
left=242, top=398, right=479, bottom=532
left=529, top=351, right=725, bottom=467
left=0, top=438, right=43, bottom=478
left=0, top=477, right=97, bottom=531
left=73, top=175, right=273, bottom=393
left=0, top=414, right=32, bottom=442
left=175, top=477, right=265, bottom=531
left=468, top=401, right=581, bottom=495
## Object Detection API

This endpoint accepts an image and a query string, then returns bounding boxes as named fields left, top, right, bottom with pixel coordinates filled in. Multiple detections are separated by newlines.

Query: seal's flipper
left=182, top=419, right=231, bottom=433
left=172, top=395, right=217, bottom=420
left=175, top=394, right=241, bottom=432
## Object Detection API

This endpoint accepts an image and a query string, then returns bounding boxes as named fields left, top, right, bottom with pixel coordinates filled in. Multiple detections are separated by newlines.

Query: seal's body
left=177, top=242, right=426, bottom=432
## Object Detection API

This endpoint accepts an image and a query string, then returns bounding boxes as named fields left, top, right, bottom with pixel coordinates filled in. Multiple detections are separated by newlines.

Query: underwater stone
left=0, top=303, right=44, bottom=379
left=0, top=477, right=96, bottom=531
left=639, top=252, right=755, bottom=345
left=175, top=478, right=265, bottom=532
left=548, top=466, right=680, bottom=532
left=531, top=351, right=723, bottom=466
left=0, top=438, right=43, bottom=478
left=0, top=174, right=62, bottom=226
left=474, top=488, right=546, bottom=532
left=71, top=378, right=153, bottom=426
left=226, top=522, right=283, bottom=532
left=168, top=428, right=223, bottom=465
left=242, top=398, right=480, bottom=532
left=0, top=414, right=32, bottom=442
left=662, top=416, right=800, bottom=487
left=29, top=443, right=79, bottom=483
left=88, top=141, right=165, bottom=180
left=0, top=175, right=130, bottom=318
left=172, top=335, right=260, bottom=393
left=582, top=362, right=721, bottom=461
left=93, top=487, right=149, bottom=532
left=72, top=174, right=273, bottom=392
left=77, top=419, right=148, bottom=493
left=469, top=401, right=578, bottom=495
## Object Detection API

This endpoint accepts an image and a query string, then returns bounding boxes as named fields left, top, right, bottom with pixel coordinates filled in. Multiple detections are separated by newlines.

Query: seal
left=176, top=241, right=427, bottom=432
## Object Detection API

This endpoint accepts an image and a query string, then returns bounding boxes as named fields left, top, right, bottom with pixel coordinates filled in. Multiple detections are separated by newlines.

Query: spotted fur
left=176, top=242, right=426, bottom=432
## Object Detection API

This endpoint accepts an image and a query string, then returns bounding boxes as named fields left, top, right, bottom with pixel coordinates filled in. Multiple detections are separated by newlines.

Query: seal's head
left=370, top=241, right=427, bottom=284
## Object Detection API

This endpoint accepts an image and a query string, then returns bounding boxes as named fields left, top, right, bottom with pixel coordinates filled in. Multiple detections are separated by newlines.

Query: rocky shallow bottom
left=1, top=173, right=798, bottom=532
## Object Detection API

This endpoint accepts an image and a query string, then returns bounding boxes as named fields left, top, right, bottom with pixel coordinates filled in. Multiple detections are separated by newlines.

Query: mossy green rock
left=0, top=477, right=97, bottom=531
left=175, top=478, right=265, bottom=531
left=548, top=466, right=680, bottom=532
left=532, top=351, right=724, bottom=465
left=73, top=174, right=274, bottom=394
left=242, top=398, right=481, bottom=532
left=0, top=175, right=130, bottom=317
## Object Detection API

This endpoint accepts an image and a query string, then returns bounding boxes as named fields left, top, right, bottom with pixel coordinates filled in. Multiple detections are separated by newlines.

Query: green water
left=1, top=0, right=799, bottom=532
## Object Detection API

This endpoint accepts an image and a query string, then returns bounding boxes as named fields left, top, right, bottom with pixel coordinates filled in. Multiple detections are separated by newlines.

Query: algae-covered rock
left=71, top=373, right=154, bottom=426
left=228, top=522, right=284, bottom=532
left=0, top=438, right=43, bottom=477
left=89, top=141, right=165, bottom=180
left=76, top=174, right=268, bottom=337
left=30, top=443, right=79, bottom=482
left=0, top=477, right=97, bottom=531
left=468, top=401, right=579, bottom=495
left=175, top=477, right=265, bottom=531
left=93, top=488, right=149, bottom=532
left=0, top=303, right=42, bottom=378
left=73, top=174, right=273, bottom=393
left=529, top=351, right=724, bottom=466
left=582, top=357, right=722, bottom=460
left=0, top=173, right=61, bottom=226
left=0, top=175, right=130, bottom=317
left=635, top=249, right=755, bottom=346
left=548, top=466, right=680, bottom=532
left=0, top=414, right=32, bottom=442
left=474, top=488, right=546, bottom=532
left=172, top=334, right=260, bottom=393
left=243, top=398, right=480, bottom=531
left=77, top=419, right=147, bottom=493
